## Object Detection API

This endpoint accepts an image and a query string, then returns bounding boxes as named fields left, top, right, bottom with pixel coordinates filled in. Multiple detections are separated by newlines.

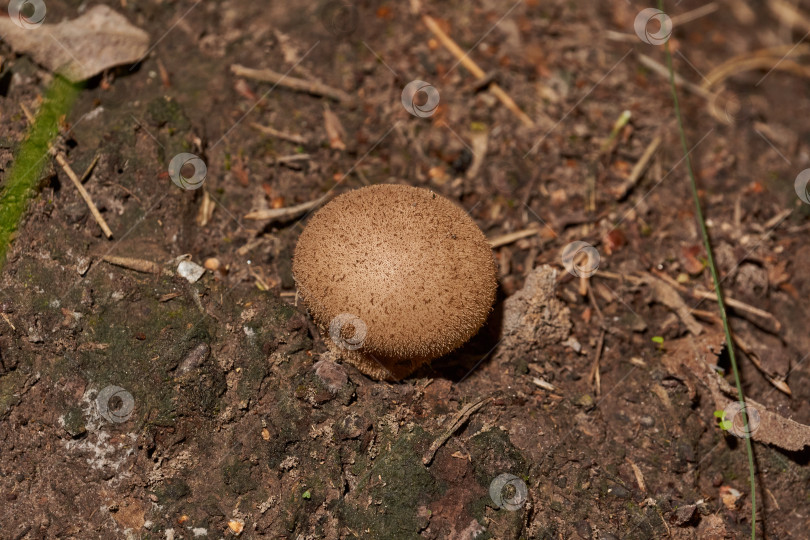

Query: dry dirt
left=1, top=0, right=810, bottom=538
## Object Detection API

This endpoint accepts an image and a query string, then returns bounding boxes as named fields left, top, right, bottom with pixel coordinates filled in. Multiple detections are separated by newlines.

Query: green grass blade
left=657, top=2, right=757, bottom=537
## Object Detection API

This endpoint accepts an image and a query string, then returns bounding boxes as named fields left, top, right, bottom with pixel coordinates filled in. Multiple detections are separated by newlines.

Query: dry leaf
left=0, top=5, right=149, bottom=82
left=323, top=106, right=346, bottom=151
left=662, top=331, right=810, bottom=452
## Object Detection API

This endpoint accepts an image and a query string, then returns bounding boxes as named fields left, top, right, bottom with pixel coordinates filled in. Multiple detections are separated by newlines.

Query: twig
left=531, top=377, right=555, bottom=391
left=250, top=122, right=308, bottom=145
left=670, top=2, right=720, bottom=25
left=733, top=334, right=792, bottom=396
left=421, top=15, right=534, bottom=127
left=231, top=64, right=355, bottom=105
left=653, top=270, right=781, bottom=333
left=615, top=135, right=662, bottom=200
left=768, top=0, right=810, bottom=33
left=275, top=154, right=312, bottom=166
left=20, top=104, right=113, bottom=239
left=244, top=194, right=330, bottom=221
left=637, top=53, right=713, bottom=99
left=589, top=328, right=606, bottom=397
left=700, top=44, right=810, bottom=90
left=102, top=255, right=168, bottom=275
left=488, top=227, right=543, bottom=248
left=423, top=397, right=491, bottom=465
left=1, top=312, right=15, bottom=331
left=606, top=3, right=719, bottom=41
left=79, top=154, right=100, bottom=183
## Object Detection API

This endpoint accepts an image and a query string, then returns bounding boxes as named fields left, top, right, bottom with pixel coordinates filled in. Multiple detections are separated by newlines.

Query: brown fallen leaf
left=661, top=331, right=810, bottom=452
left=323, top=105, right=347, bottom=151
left=0, top=5, right=149, bottom=82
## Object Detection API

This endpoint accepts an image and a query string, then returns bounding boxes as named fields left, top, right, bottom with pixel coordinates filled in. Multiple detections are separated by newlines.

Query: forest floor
left=1, top=0, right=810, bottom=538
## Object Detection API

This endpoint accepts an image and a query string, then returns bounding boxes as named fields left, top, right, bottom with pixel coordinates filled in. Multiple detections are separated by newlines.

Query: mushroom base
left=324, top=340, right=431, bottom=381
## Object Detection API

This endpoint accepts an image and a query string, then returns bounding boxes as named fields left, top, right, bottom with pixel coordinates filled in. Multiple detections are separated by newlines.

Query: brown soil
left=1, top=0, right=810, bottom=538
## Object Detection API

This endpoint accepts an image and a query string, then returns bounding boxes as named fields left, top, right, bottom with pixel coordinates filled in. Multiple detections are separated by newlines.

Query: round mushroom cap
left=293, top=184, right=498, bottom=380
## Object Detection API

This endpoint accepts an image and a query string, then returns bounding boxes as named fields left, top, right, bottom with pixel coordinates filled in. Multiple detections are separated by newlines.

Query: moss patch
left=341, top=426, right=441, bottom=539
left=0, top=76, right=80, bottom=267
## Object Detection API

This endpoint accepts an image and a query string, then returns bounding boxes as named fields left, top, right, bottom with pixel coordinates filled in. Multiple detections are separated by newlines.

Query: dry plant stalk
left=421, top=15, right=535, bottom=127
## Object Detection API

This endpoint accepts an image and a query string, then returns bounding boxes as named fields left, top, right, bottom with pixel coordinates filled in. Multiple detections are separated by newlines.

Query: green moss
left=0, top=76, right=81, bottom=267
left=340, top=427, right=441, bottom=539
left=465, top=428, right=529, bottom=537
left=62, top=406, right=87, bottom=438
left=0, top=369, right=27, bottom=419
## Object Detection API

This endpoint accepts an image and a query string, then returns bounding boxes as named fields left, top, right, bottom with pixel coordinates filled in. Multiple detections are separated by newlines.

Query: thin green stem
left=657, top=1, right=756, bottom=538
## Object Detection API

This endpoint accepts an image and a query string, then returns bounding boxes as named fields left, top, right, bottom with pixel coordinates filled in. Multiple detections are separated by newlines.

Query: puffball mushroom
left=292, top=184, right=498, bottom=380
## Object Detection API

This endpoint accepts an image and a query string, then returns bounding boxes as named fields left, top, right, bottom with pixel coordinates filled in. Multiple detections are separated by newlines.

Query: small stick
left=605, top=3, right=719, bottom=42
left=79, top=154, right=100, bottom=183
left=244, top=193, right=330, bottom=221
left=589, top=328, right=606, bottom=396
left=423, top=397, right=491, bottom=465
left=531, top=377, right=555, bottom=391
left=615, top=135, right=662, bottom=200
left=422, top=15, right=535, bottom=127
left=768, top=0, right=810, bottom=33
left=637, top=54, right=713, bottom=99
left=275, top=154, right=312, bottom=166
left=231, top=64, right=355, bottom=105
left=653, top=270, right=782, bottom=332
left=1, top=312, right=15, bottom=331
left=20, top=104, right=114, bottom=239
left=102, top=255, right=167, bottom=274
left=250, top=122, right=308, bottom=145
left=488, top=227, right=543, bottom=248
left=670, top=2, right=719, bottom=26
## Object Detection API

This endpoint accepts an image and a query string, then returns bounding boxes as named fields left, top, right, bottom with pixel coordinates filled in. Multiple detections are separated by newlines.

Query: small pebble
left=177, top=260, right=205, bottom=283
left=203, top=257, right=220, bottom=271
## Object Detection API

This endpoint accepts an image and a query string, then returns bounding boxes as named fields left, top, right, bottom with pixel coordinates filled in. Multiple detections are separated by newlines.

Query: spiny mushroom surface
left=292, top=184, right=498, bottom=380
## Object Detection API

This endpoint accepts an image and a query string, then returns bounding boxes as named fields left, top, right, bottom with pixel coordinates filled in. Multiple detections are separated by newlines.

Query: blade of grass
left=657, top=1, right=757, bottom=537
left=0, top=76, right=81, bottom=268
